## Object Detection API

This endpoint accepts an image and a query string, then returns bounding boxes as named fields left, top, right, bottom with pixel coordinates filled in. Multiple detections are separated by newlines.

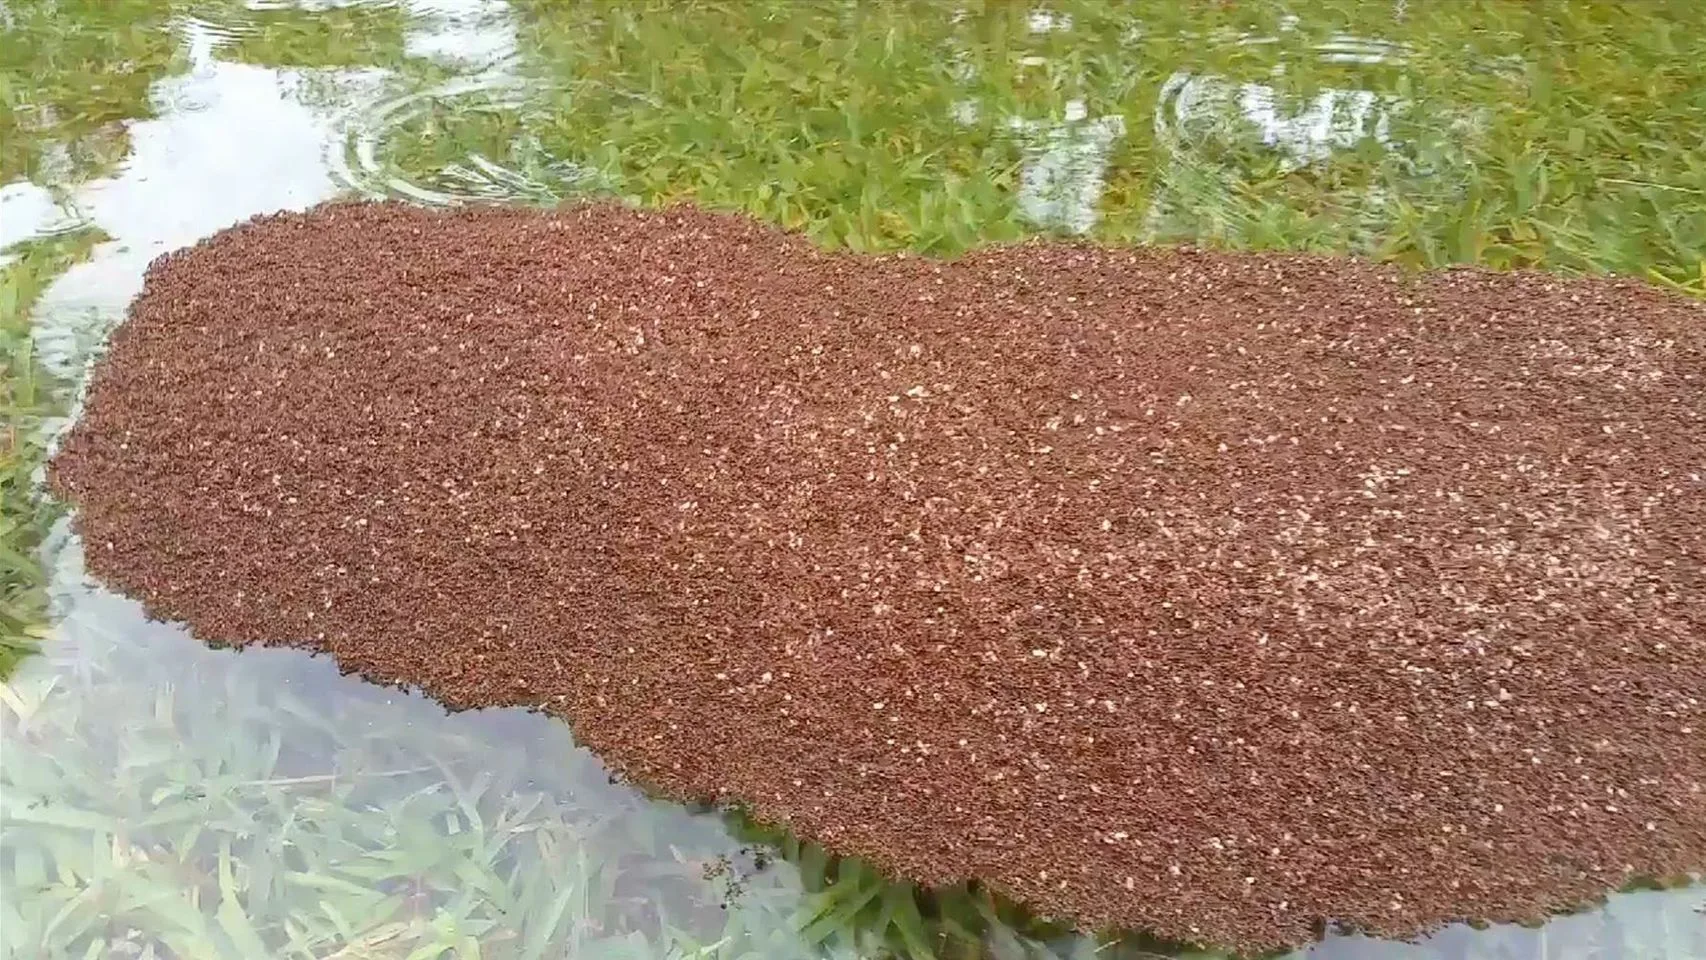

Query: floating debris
left=51, top=201, right=1706, bottom=953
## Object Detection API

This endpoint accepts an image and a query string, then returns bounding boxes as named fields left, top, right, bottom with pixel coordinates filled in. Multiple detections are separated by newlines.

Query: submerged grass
left=0, top=0, right=189, bottom=674
left=350, top=0, right=1706, bottom=279
left=0, top=0, right=179, bottom=185
left=1, top=606, right=787, bottom=959
left=4, top=604, right=1696, bottom=959
left=0, top=229, right=104, bottom=679
left=3, top=0, right=1705, bottom=958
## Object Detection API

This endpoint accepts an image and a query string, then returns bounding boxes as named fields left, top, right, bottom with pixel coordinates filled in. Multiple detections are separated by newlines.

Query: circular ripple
left=329, top=75, right=595, bottom=205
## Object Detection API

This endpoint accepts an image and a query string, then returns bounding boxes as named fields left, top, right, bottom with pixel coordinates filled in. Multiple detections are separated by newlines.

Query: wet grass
left=0, top=0, right=179, bottom=185
left=1, top=0, right=179, bottom=682
left=5, top=603, right=1697, bottom=958
left=3, top=0, right=1705, bottom=957
left=0, top=229, right=103, bottom=679
left=3, top=617, right=752, bottom=958
left=219, top=1, right=408, bottom=69
left=11, top=604, right=1266, bottom=959
left=351, top=0, right=1706, bottom=280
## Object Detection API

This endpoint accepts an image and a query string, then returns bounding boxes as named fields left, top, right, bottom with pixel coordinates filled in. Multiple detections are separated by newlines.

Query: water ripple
left=329, top=74, right=591, bottom=205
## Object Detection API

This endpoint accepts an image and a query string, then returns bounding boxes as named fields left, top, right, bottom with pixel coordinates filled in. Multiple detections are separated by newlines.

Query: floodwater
left=2, top=2, right=1702, bottom=958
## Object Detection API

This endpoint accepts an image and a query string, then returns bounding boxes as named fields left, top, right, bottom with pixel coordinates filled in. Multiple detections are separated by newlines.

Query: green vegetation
left=1, top=0, right=177, bottom=682
left=0, top=0, right=179, bottom=184
left=727, top=820, right=1251, bottom=960
left=1, top=617, right=786, bottom=959
left=0, top=231, right=101, bottom=676
left=220, top=1, right=409, bottom=69
left=355, top=0, right=1706, bottom=280
left=3, top=0, right=1703, bottom=958
left=5, top=608, right=1257, bottom=959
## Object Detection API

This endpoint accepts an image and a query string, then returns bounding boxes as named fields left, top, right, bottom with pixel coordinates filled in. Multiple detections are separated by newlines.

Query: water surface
left=3, top=2, right=1703, bottom=957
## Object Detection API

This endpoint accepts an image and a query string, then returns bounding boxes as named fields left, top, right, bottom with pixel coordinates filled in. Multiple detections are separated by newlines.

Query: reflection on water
left=3, top=1, right=1703, bottom=957
left=1140, top=18, right=1420, bottom=256
left=9, top=539, right=829, bottom=958
left=28, top=43, right=355, bottom=392
left=1000, top=4, right=1124, bottom=235
left=0, top=183, right=83, bottom=256
left=1154, top=14, right=1403, bottom=169
left=328, top=0, right=576, bottom=204
left=404, top=0, right=518, bottom=67
left=1009, top=100, right=1125, bottom=235
left=331, top=75, right=572, bottom=205
left=1156, top=70, right=1394, bottom=170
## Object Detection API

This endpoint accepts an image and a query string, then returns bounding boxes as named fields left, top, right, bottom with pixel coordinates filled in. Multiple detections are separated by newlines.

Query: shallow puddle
left=3, top=1, right=1702, bottom=957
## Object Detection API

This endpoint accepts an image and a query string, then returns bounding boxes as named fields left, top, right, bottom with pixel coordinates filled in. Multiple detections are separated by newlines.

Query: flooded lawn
left=2, top=2, right=1703, bottom=958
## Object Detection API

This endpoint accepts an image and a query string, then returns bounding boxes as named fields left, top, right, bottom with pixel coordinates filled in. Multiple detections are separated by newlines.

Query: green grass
left=0, top=0, right=179, bottom=185
left=0, top=0, right=186, bottom=673
left=219, top=2, right=409, bottom=69
left=0, top=229, right=104, bottom=679
left=3, top=0, right=1704, bottom=958
left=351, top=0, right=1705, bottom=279
left=1, top=616, right=811, bottom=959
